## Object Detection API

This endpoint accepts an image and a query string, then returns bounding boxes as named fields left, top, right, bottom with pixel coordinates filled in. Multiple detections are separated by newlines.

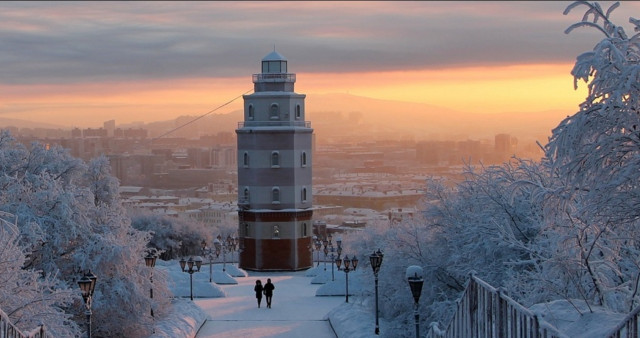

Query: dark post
left=370, top=249, right=384, bottom=335
left=78, top=271, right=98, bottom=338
left=144, top=253, right=157, bottom=320
left=407, top=266, right=424, bottom=338
left=180, top=256, right=202, bottom=301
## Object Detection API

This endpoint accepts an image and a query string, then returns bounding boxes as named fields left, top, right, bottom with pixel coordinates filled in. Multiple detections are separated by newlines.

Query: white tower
left=236, top=51, right=313, bottom=271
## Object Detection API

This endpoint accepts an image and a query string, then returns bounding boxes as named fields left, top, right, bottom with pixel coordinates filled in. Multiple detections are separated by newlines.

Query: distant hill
left=0, top=117, right=65, bottom=130
left=306, top=93, right=569, bottom=143
left=0, top=93, right=571, bottom=143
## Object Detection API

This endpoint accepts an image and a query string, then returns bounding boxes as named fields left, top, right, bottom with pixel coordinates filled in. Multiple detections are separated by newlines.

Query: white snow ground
left=151, top=260, right=384, bottom=338
left=149, top=260, right=627, bottom=338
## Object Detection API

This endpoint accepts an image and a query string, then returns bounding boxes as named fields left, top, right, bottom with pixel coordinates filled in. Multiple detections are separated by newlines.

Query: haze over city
left=3, top=1, right=638, bottom=135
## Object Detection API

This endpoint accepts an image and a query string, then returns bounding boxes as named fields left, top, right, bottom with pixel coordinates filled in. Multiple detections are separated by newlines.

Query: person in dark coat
left=254, top=280, right=263, bottom=308
left=263, top=278, right=275, bottom=308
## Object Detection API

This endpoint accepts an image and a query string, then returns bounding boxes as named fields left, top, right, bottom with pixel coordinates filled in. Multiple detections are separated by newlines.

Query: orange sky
left=1, top=62, right=587, bottom=127
left=3, top=1, right=626, bottom=128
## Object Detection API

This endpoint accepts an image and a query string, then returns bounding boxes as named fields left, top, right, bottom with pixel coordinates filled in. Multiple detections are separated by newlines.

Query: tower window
left=243, top=152, right=250, bottom=167
left=273, top=225, right=280, bottom=238
left=302, top=187, right=307, bottom=203
left=248, top=104, right=254, bottom=120
left=244, top=223, right=250, bottom=237
left=243, top=187, right=250, bottom=203
left=262, top=60, right=287, bottom=73
left=302, top=222, right=307, bottom=237
left=272, top=187, right=280, bottom=204
left=301, top=152, right=307, bottom=167
left=295, top=105, right=301, bottom=119
left=271, top=151, right=280, bottom=167
left=270, top=103, right=279, bottom=119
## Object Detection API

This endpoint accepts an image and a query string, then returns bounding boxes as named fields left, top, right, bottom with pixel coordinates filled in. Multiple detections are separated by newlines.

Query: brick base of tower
left=238, top=210, right=314, bottom=271
left=239, top=237, right=313, bottom=271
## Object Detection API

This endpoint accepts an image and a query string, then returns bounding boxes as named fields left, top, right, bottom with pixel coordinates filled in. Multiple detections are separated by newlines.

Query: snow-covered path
left=194, top=271, right=343, bottom=338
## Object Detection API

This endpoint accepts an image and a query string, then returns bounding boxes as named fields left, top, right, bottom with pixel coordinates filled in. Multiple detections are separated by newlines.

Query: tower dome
left=262, top=50, right=286, bottom=62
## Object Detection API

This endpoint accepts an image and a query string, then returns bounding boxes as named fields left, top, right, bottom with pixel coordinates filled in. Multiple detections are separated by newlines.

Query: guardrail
left=427, top=273, right=567, bottom=338
left=1, top=307, right=48, bottom=338
left=252, top=73, right=296, bottom=83
left=237, top=121, right=311, bottom=128
left=604, top=304, right=640, bottom=338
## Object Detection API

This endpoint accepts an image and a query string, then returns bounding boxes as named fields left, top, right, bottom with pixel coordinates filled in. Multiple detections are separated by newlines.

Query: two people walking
left=254, top=278, right=275, bottom=308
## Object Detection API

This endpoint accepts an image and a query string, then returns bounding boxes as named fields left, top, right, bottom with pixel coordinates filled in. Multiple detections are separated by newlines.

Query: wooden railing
left=0, top=307, right=47, bottom=338
left=427, top=273, right=567, bottom=338
left=604, top=304, right=640, bottom=338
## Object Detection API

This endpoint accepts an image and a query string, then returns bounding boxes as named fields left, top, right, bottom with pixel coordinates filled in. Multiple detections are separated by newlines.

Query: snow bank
left=328, top=302, right=376, bottom=338
left=530, top=299, right=626, bottom=338
left=316, top=269, right=365, bottom=297
left=150, top=298, right=207, bottom=338
left=156, top=259, right=226, bottom=298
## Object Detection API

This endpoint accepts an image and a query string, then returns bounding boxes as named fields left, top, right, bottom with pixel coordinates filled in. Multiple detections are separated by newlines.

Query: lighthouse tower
left=236, top=51, right=314, bottom=271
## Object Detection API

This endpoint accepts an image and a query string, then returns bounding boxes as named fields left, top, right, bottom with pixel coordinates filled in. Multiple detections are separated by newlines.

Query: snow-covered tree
left=546, top=1, right=640, bottom=226
left=130, top=210, right=218, bottom=260
left=349, top=159, right=552, bottom=336
left=543, top=1, right=640, bottom=312
left=0, top=131, right=172, bottom=337
left=0, top=215, right=79, bottom=337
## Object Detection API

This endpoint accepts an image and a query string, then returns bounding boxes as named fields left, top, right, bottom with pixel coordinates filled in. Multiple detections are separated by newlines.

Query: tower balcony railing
left=238, top=121, right=311, bottom=128
left=252, top=73, right=296, bottom=83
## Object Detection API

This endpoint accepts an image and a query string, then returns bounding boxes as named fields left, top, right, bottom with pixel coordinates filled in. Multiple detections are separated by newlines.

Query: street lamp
left=230, top=236, right=238, bottom=265
left=336, top=254, right=358, bottom=303
left=329, top=245, right=336, bottom=281
left=312, top=236, right=317, bottom=265
left=144, top=253, right=157, bottom=321
left=369, top=249, right=384, bottom=335
left=406, top=266, right=424, bottom=338
left=214, top=236, right=226, bottom=272
left=78, top=271, right=98, bottom=338
left=323, top=239, right=329, bottom=271
left=179, top=256, right=203, bottom=300
left=201, top=240, right=215, bottom=283
left=314, top=238, right=322, bottom=267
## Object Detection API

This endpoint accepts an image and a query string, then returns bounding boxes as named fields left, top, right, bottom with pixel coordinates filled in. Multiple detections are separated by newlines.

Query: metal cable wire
left=152, top=88, right=253, bottom=140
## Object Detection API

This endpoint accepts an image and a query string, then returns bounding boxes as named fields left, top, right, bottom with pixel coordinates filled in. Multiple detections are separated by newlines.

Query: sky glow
left=0, top=1, right=636, bottom=127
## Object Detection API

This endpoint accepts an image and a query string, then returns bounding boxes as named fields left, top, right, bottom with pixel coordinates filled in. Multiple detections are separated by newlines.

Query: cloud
left=0, top=1, right=637, bottom=85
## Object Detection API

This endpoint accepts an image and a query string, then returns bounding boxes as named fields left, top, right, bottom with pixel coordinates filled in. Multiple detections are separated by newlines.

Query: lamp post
left=369, top=249, right=384, bottom=335
left=214, top=235, right=226, bottom=272
left=78, top=271, right=98, bottom=338
left=230, top=236, right=238, bottom=266
left=406, top=266, right=424, bottom=338
left=323, top=239, right=329, bottom=271
left=312, top=236, right=317, bottom=266
left=179, top=256, right=203, bottom=300
left=336, top=254, right=358, bottom=303
left=329, top=245, right=336, bottom=281
left=144, top=254, right=157, bottom=320
left=314, top=238, right=322, bottom=267
left=201, top=240, right=215, bottom=283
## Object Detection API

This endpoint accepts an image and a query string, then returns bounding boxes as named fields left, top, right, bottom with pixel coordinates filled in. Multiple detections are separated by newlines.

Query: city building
left=236, top=51, right=314, bottom=271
